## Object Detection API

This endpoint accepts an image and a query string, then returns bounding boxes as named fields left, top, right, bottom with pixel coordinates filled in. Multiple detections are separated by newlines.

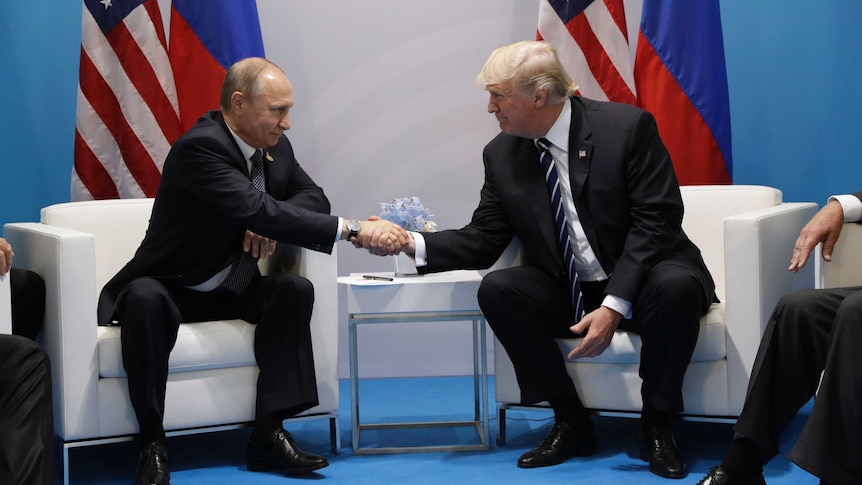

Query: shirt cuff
left=602, top=294, right=632, bottom=319
left=335, top=217, right=344, bottom=244
left=829, top=194, right=862, bottom=223
left=411, top=231, right=428, bottom=266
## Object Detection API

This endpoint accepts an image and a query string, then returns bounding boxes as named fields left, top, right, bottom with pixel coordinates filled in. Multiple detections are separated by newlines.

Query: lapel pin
left=265, top=151, right=274, bottom=162
left=578, top=149, right=587, bottom=158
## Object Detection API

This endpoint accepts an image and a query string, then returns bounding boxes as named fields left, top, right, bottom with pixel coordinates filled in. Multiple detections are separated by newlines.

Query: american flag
left=72, top=0, right=182, bottom=200
left=537, top=0, right=732, bottom=184
left=538, top=0, right=636, bottom=104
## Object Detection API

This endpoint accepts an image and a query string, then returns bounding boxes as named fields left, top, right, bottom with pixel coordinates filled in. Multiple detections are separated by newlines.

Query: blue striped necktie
left=537, top=138, right=585, bottom=319
left=218, top=149, right=265, bottom=295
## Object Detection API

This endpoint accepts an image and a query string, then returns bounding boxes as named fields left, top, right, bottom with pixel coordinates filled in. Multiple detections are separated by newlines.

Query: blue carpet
left=65, top=376, right=819, bottom=484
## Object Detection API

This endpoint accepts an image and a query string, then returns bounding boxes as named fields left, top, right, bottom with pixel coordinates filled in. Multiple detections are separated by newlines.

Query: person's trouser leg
left=117, top=278, right=183, bottom=442
left=10, top=268, right=45, bottom=340
left=478, top=267, right=581, bottom=405
left=0, top=335, right=54, bottom=485
left=733, top=287, right=854, bottom=462
left=627, top=261, right=706, bottom=414
left=240, top=273, right=319, bottom=421
left=789, top=288, right=862, bottom=484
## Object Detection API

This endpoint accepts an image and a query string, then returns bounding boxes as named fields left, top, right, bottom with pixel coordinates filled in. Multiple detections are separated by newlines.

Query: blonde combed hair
left=476, top=40, right=577, bottom=105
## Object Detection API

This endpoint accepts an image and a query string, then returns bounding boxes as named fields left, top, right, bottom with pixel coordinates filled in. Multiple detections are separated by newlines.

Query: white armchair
left=3, top=198, right=340, bottom=484
left=494, top=185, right=818, bottom=444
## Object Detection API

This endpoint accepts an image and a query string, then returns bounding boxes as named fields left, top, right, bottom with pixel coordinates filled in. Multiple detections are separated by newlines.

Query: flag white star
left=100, top=0, right=112, bottom=9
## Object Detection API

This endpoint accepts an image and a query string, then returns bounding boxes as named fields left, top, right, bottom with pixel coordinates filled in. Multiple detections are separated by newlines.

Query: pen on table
left=362, top=275, right=394, bottom=281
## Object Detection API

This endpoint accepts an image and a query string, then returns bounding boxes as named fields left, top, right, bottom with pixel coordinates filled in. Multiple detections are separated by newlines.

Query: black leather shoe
left=517, top=421, right=597, bottom=468
left=247, top=428, right=329, bottom=475
left=696, top=465, right=766, bottom=485
left=134, top=440, right=170, bottom=485
left=638, top=424, right=686, bottom=479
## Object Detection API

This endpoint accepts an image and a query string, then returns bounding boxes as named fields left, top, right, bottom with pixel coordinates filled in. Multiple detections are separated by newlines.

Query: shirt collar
left=536, top=98, right=572, bottom=152
left=225, top=122, right=259, bottom=162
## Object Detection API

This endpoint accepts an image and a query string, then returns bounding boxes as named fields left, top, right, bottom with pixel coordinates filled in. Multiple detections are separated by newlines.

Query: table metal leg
left=348, top=317, right=360, bottom=453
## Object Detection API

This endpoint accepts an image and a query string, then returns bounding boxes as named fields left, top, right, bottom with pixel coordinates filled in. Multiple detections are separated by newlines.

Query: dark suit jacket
left=97, top=111, right=337, bottom=325
left=421, top=96, right=714, bottom=307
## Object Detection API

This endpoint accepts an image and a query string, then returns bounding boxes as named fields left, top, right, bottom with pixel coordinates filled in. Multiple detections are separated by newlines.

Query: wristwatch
left=346, top=219, right=362, bottom=240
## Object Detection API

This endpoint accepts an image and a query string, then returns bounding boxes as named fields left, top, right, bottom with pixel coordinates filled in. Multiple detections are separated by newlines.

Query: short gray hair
left=220, top=57, right=282, bottom=112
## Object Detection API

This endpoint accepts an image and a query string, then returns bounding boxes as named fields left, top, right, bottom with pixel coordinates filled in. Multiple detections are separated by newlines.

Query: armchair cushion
left=97, top=320, right=257, bottom=378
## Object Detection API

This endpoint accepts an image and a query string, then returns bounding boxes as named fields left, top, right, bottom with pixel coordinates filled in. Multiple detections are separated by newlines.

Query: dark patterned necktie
left=537, top=138, right=585, bottom=319
left=218, top=149, right=265, bottom=295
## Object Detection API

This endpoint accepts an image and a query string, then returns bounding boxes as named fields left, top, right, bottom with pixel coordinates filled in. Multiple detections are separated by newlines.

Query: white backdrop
left=255, top=1, right=540, bottom=378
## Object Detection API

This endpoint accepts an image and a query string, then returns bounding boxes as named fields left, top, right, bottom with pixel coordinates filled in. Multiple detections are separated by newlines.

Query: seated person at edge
left=366, top=40, right=716, bottom=479
left=697, top=193, right=862, bottom=485
left=0, top=238, right=53, bottom=485
left=97, top=57, right=407, bottom=485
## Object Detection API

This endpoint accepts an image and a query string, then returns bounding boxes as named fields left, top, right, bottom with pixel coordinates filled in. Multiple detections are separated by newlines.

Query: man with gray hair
left=396, top=40, right=715, bottom=478
left=99, top=57, right=407, bottom=484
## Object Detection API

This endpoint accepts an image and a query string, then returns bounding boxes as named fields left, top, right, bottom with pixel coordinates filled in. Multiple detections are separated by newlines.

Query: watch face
left=348, top=219, right=362, bottom=232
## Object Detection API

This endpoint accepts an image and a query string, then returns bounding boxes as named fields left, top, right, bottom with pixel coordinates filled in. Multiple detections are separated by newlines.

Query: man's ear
left=534, top=88, right=548, bottom=109
left=230, top=91, right=244, bottom=112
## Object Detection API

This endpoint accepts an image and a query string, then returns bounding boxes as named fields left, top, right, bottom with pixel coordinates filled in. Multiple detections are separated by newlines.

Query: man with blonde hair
left=397, top=40, right=715, bottom=478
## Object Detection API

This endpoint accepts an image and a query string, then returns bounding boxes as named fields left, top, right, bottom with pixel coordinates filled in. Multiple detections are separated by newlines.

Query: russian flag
left=168, top=0, right=265, bottom=131
left=635, top=0, right=732, bottom=184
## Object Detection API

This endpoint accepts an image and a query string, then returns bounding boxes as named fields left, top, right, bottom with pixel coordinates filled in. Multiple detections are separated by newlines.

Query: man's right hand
left=789, top=199, right=845, bottom=272
left=346, top=216, right=411, bottom=256
left=0, top=237, right=13, bottom=276
left=354, top=218, right=410, bottom=256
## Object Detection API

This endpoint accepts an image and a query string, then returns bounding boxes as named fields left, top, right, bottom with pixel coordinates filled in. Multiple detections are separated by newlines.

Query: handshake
left=347, top=216, right=415, bottom=257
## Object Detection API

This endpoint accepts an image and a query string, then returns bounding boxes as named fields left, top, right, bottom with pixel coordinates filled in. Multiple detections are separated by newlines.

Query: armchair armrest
left=723, top=202, right=818, bottom=414
left=0, top=271, right=10, bottom=334
left=816, top=222, right=862, bottom=289
left=3, top=222, right=101, bottom=438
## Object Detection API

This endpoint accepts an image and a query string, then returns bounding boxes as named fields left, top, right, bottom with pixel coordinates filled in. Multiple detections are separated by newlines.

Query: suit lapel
left=568, top=97, right=592, bottom=198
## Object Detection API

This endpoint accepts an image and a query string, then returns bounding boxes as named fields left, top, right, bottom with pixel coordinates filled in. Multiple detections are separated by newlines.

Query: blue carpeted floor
left=66, top=376, right=818, bottom=484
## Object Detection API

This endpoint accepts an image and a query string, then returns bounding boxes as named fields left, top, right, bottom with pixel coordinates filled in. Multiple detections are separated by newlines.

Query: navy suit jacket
left=420, top=96, right=714, bottom=307
left=98, top=111, right=337, bottom=325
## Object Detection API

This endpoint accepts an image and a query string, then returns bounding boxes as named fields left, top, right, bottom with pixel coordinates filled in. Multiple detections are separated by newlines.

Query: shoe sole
left=248, top=460, right=329, bottom=475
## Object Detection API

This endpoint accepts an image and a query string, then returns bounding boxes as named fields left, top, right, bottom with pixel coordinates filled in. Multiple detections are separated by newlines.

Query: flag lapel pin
left=578, top=149, right=587, bottom=158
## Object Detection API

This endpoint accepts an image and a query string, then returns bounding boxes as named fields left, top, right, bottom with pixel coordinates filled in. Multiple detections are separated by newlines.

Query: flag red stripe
left=142, top=0, right=168, bottom=50
left=107, top=22, right=182, bottom=144
left=73, top=130, right=120, bottom=199
left=78, top=50, right=163, bottom=196
left=603, top=0, right=628, bottom=42
left=566, top=14, right=637, bottom=104
left=634, top=34, right=731, bottom=184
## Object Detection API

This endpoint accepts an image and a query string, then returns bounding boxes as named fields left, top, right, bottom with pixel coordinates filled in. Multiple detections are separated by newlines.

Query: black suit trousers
left=0, top=335, right=53, bottom=485
left=10, top=267, right=45, bottom=340
left=734, top=286, right=862, bottom=484
left=478, top=260, right=705, bottom=414
left=115, top=272, right=319, bottom=439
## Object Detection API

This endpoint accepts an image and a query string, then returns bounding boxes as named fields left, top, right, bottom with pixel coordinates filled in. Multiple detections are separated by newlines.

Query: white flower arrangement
left=379, top=196, right=437, bottom=232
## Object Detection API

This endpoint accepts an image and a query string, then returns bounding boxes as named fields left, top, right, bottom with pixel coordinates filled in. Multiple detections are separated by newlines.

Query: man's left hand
left=567, top=306, right=622, bottom=359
